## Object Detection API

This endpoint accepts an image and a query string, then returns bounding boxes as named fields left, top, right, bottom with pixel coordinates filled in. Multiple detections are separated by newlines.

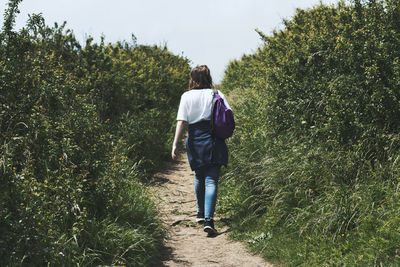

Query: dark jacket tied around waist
left=186, top=120, right=228, bottom=171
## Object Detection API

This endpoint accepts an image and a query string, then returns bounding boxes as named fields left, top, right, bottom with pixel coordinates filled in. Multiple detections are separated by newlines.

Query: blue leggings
left=194, top=165, right=221, bottom=219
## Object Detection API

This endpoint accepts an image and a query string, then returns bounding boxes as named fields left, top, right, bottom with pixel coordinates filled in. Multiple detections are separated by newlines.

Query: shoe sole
left=196, top=218, right=205, bottom=223
left=204, top=226, right=218, bottom=235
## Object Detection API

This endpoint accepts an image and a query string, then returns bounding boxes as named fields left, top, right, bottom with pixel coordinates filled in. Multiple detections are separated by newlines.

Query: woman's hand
left=171, top=120, right=187, bottom=160
left=171, top=145, right=178, bottom=160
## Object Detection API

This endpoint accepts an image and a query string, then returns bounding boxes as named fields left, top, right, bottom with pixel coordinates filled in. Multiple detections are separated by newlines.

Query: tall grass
left=0, top=1, right=190, bottom=265
left=218, top=0, right=400, bottom=265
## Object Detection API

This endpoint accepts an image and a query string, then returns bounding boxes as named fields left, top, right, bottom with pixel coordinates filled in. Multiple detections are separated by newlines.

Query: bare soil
left=150, top=153, right=273, bottom=267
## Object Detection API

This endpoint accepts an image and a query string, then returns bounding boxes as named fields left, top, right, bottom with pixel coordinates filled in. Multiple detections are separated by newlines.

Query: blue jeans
left=194, top=164, right=221, bottom=219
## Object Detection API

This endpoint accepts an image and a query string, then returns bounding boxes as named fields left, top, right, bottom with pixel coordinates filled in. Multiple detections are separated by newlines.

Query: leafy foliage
left=0, top=1, right=190, bottom=265
left=219, top=0, right=400, bottom=265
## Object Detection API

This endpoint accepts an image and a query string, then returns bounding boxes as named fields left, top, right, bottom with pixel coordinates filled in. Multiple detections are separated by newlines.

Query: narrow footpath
left=150, top=153, right=273, bottom=267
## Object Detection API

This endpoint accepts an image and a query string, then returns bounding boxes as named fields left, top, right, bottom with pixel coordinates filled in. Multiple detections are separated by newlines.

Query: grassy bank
left=218, top=0, right=400, bottom=265
left=0, top=1, right=190, bottom=265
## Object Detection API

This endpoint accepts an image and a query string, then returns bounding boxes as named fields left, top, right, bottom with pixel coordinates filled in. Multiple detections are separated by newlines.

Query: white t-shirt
left=176, top=89, right=231, bottom=124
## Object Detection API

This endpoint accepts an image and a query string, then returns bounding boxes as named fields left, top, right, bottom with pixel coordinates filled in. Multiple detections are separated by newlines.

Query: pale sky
left=1, top=0, right=338, bottom=83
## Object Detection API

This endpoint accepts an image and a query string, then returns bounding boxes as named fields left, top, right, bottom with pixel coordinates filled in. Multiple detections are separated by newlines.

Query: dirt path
left=150, top=153, right=273, bottom=267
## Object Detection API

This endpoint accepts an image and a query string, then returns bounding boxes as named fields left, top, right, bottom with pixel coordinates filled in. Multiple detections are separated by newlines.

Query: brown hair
left=189, top=65, right=213, bottom=90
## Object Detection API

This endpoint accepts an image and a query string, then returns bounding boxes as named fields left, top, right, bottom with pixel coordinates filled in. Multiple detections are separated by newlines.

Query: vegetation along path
left=151, top=153, right=272, bottom=267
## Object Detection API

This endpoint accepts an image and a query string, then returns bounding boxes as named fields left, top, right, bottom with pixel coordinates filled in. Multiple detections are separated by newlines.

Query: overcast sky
left=1, top=0, right=338, bottom=83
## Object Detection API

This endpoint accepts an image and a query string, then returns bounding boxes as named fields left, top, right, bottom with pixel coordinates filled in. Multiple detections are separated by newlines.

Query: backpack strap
left=211, top=90, right=219, bottom=135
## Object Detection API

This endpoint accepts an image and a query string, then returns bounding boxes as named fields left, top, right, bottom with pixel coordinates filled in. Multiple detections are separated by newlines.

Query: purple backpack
left=211, top=90, right=235, bottom=139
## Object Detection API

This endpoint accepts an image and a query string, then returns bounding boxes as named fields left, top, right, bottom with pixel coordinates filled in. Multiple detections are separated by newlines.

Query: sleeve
left=176, top=93, right=188, bottom=121
left=218, top=90, right=232, bottom=110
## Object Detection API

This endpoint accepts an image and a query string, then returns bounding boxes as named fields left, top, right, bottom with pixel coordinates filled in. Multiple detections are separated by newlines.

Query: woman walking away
left=171, top=65, right=232, bottom=236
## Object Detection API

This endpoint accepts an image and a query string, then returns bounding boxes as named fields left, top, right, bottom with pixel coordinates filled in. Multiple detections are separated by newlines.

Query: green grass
left=217, top=1, right=400, bottom=265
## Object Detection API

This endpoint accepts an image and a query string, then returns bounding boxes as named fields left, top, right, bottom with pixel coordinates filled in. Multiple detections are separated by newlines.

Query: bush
left=0, top=1, right=189, bottom=265
left=219, top=0, right=400, bottom=265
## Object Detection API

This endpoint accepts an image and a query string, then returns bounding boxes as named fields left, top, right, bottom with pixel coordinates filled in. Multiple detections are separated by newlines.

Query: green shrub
left=0, top=1, right=189, bottom=265
left=219, top=0, right=400, bottom=265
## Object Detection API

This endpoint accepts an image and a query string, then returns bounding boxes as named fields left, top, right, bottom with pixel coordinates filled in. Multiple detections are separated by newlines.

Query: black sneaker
left=204, top=218, right=218, bottom=235
left=196, top=212, right=205, bottom=223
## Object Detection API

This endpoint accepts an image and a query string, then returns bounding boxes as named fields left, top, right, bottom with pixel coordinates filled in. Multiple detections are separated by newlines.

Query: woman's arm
left=171, top=120, right=187, bottom=160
